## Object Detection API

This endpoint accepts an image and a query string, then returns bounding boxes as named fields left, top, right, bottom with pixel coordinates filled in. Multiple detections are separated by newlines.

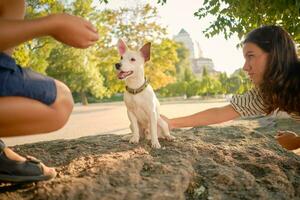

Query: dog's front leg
left=127, top=110, right=140, bottom=144
left=158, top=116, right=175, bottom=141
left=150, top=111, right=161, bottom=149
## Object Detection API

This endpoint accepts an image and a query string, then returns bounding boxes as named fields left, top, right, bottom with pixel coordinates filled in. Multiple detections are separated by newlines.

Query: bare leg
left=0, top=79, right=73, bottom=178
left=0, top=0, right=71, bottom=180
left=0, top=79, right=74, bottom=137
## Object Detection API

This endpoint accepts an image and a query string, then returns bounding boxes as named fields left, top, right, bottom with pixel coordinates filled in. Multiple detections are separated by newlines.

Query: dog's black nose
left=115, top=63, right=121, bottom=70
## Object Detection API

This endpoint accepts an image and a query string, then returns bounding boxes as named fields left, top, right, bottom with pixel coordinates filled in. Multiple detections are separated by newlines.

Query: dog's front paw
left=151, top=141, right=161, bottom=149
left=121, top=134, right=132, bottom=141
left=165, top=135, right=176, bottom=141
left=129, top=135, right=139, bottom=144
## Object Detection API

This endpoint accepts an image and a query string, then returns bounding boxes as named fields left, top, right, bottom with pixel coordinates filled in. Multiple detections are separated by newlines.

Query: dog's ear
left=139, top=42, right=151, bottom=62
left=117, top=39, right=127, bottom=55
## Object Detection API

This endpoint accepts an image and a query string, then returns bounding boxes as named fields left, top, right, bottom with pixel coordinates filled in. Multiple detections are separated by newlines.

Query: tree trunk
left=80, top=91, right=88, bottom=106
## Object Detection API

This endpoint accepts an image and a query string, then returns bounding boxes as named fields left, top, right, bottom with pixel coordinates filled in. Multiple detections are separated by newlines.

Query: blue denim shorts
left=0, top=52, right=57, bottom=105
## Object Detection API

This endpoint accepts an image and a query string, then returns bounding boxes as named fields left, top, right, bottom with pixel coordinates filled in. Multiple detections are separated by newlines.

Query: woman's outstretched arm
left=162, top=104, right=240, bottom=130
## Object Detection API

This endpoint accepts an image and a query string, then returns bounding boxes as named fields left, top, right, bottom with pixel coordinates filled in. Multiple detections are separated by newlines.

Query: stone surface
left=0, top=118, right=299, bottom=200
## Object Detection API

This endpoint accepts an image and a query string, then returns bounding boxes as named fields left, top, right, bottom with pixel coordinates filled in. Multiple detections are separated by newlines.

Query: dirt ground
left=0, top=117, right=299, bottom=200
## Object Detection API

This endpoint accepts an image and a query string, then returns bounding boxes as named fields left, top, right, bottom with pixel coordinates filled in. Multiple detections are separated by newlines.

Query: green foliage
left=158, top=67, right=252, bottom=98
left=112, top=4, right=168, bottom=46
left=157, top=81, right=188, bottom=97
left=13, top=39, right=56, bottom=74
left=218, top=72, right=229, bottom=94
left=14, top=0, right=258, bottom=103
left=99, top=0, right=167, bottom=5
left=98, top=0, right=299, bottom=43
left=146, top=39, right=178, bottom=90
left=14, top=1, right=178, bottom=104
left=194, top=0, right=300, bottom=43
left=46, top=45, right=106, bottom=99
left=202, top=66, right=208, bottom=77
left=175, top=42, right=194, bottom=81
left=186, top=79, right=201, bottom=97
left=13, top=0, right=64, bottom=73
left=199, top=75, right=222, bottom=96
left=230, top=68, right=252, bottom=94
left=96, top=47, right=122, bottom=97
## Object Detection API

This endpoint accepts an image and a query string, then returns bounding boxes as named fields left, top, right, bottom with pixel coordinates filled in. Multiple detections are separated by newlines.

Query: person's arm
left=162, top=104, right=240, bottom=130
left=0, top=13, right=99, bottom=51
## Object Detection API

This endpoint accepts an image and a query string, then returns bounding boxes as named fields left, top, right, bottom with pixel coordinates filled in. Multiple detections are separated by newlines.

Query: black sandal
left=0, top=140, right=56, bottom=183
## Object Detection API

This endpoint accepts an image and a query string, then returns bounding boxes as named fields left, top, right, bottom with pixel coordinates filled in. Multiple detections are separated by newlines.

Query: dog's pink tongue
left=118, top=71, right=126, bottom=79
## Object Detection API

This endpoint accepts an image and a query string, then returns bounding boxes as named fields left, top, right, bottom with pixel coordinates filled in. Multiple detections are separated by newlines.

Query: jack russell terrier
left=115, top=39, right=175, bottom=149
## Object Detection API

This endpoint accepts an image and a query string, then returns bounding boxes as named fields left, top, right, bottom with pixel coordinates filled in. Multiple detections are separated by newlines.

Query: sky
left=96, top=0, right=245, bottom=75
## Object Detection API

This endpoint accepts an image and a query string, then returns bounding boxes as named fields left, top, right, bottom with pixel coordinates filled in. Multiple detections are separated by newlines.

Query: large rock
left=0, top=118, right=299, bottom=200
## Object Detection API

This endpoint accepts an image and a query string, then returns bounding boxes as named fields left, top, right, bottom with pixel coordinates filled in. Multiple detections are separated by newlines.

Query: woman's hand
left=275, top=131, right=300, bottom=150
left=160, top=114, right=173, bottom=130
left=48, top=13, right=99, bottom=48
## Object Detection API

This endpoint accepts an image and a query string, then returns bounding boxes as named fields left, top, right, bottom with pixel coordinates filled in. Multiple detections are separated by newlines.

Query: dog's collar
left=126, top=78, right=149, bottom=95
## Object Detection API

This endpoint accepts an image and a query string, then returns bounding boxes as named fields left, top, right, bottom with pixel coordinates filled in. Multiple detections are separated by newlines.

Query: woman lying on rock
left=0, top=0, right=98, bottom=183
left=162, top=25, right=300, bottom=155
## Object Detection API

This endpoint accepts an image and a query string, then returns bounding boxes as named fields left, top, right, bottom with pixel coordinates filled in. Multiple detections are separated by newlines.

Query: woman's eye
left=131, top=58, right=136, bottom=62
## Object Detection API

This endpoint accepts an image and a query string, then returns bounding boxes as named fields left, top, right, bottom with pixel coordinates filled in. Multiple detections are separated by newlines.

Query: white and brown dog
left=115, top=39, right=174, bottom=149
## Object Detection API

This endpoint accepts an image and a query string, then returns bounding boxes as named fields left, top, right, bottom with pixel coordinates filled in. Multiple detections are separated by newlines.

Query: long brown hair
left=244, top=25, right=300, bottom=114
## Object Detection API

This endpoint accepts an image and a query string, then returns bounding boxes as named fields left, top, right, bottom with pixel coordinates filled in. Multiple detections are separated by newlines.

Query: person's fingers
left=86, top=41, right=95, bottom=47
left=85, top=22, right=98, bottom=33
left=89, top=32, right=99, bottom=42
left=79, top=41, right=96, bottom=49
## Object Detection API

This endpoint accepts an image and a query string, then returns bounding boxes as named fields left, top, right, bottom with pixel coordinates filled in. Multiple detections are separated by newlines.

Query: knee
left=50, top=80, right=74, bottom=130
left=50, top=110, right=72, bottom=132
left=56, top=80, right=74, bottom=110
left=59, top=83, right=74, bottom=113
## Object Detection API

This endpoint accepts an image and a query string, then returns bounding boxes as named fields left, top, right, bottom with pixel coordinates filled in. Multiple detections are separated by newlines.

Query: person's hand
left=160, top=114, right=173, bottom=130
left=275, top=131, right=300, bottom=150
left=48, top=13, right=99, bottom=48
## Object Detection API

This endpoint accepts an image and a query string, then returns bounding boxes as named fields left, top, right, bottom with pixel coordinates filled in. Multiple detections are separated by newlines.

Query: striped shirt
left=230, top=88, right=300, bottom=122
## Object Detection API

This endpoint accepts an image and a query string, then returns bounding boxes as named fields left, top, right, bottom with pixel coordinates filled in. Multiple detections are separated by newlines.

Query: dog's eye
left=120, top=56, right=123, bottom=60
left=130, top=58, right=136, bottom=62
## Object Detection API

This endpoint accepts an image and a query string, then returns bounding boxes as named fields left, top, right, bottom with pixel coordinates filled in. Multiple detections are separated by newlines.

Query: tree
left=218, top=72, right=229, bottom=94
left=186, top=79, right=201, bottom=97
left=227, top=68, right=252, bottom=94
left=194, top=0, right=300, bottom=43
left=99, top=0, right=300, bottom=43
left=146, top=39, right=178, bottom=90
left=46, top=45, right=106, bottom=105
left=15, top=0, right=109, bottom=105
left=99, top=4, right=178, bottom=91
left=174, top=42, right=193, bottom=81
left=112, top=4, right=167, bottom=46
left=232, top=68, right=252, bottom=94
left=13, top=0, right=65, bottom=74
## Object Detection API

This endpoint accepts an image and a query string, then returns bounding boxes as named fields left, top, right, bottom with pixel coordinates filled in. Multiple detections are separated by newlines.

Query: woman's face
left=242, top=42, right=269, bottom=86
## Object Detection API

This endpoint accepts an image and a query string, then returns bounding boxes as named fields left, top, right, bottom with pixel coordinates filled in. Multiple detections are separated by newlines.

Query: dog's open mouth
left=117, top=70, right=133, bottom=79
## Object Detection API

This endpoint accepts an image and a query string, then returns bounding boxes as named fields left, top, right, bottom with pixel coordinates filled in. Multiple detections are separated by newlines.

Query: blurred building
left=173, top=28, right=216, bottom=76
